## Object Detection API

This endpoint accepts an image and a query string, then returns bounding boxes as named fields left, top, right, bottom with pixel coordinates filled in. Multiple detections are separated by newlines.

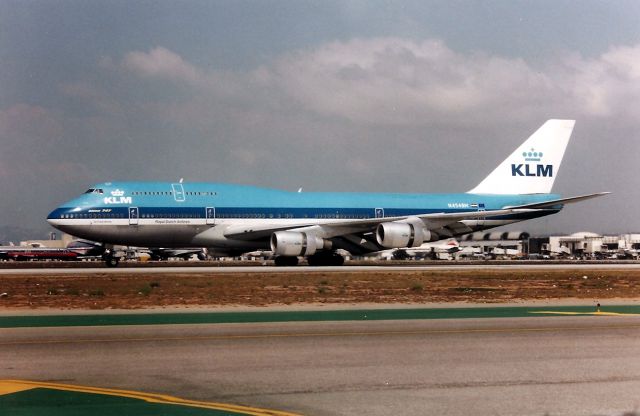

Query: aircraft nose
left=47, top=207, right=65, bottom=227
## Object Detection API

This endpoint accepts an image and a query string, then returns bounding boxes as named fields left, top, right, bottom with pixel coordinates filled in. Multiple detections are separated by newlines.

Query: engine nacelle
left=376, top=221, right=432, bottom=248
left=270, top=231, right=325, bottom=256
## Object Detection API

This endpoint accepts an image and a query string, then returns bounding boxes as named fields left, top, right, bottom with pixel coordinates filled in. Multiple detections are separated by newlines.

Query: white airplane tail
left=468, top=119, right=575, bottom=195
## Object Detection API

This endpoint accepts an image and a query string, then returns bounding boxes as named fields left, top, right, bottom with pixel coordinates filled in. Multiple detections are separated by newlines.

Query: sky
left=1, top=0, right=639, bottom=240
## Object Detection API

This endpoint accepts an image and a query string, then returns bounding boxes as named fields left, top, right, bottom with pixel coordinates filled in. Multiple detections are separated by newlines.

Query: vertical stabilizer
left=468, top=119, right=575, bottom=195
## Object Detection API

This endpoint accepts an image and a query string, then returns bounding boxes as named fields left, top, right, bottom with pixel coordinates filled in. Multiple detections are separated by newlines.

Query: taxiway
left=2, top=315, right=640, bottom=415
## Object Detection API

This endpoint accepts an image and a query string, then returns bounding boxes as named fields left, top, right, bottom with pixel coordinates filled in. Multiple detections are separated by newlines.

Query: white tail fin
left=468, top=119, right=575, bottom=195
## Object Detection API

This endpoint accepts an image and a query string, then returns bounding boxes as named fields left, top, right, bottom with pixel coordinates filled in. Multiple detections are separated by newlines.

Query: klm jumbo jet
left=47, top=120, right=608, bottom=266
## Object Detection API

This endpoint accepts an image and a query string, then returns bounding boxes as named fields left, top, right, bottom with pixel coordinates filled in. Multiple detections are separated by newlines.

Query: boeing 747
left=47, top=120, right=608, bottom=266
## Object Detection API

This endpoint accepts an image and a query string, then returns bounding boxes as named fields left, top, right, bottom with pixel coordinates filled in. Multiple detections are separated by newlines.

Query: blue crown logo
left=522, top=148, right=543, bottom=162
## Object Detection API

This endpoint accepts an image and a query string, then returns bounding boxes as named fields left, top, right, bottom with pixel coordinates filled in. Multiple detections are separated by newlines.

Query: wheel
left=332, top=254, right=345, bottom=266
left=104, top=255, right=120, bottom=267
left=307, top=252, right=345, bottom=266
left=274, top=256, right=298, bottom=266
left=392, top=249, right=409, bottom=260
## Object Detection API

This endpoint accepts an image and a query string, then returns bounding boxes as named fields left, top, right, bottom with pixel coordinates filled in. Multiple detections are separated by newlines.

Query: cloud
left=118, top=39, right=640, bottom=129
left=266, top=38, right=553, bottom=125
left=59, top=81, right=125, bottom=116
left=122, top=47, right=205, bottom=85
left=567, top=44, right=640, bottom=118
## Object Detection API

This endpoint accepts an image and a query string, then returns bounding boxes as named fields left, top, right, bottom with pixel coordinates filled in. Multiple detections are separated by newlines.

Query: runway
left=3, top=314, right=640, bottom=415
left=2, top=262, right=640, bottom=275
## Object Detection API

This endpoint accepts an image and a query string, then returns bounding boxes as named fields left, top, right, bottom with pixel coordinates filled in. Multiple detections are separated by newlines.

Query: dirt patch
left=1, top=267, right=639, bottom=310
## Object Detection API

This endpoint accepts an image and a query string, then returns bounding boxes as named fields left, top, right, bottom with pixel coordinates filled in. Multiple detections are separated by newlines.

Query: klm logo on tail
left=511, top=149, right=553, bottom=177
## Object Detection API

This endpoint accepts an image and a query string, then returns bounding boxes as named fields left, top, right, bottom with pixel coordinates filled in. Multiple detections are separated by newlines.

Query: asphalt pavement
left=2, top=315, right=640, bottom=415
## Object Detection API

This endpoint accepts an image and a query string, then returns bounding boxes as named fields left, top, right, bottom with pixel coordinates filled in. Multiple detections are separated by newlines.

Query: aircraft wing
left=503, top=192, right=610, bottom=209
left=222, top=216, right=402, bottom=241
left=222, top=208, right=534, bottom=242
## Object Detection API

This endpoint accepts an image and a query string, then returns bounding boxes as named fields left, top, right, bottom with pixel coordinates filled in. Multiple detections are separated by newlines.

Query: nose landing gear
left=102, top=249, right=122, bottom=267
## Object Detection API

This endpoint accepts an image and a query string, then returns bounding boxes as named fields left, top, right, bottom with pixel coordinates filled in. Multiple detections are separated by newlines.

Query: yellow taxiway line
left=0, top=380, right=301, bottom=416
left=531, top=311, right=640, bottom=316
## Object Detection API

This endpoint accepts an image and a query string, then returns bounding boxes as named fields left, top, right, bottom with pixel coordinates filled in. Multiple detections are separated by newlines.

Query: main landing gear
left=104, top=255, right=120, bottom=267
left=307, top=252, right=345, bottom=266
left=102, top=249, right=121, bottom=267
left=274, top=256, right=299, bottom=267
left=273, top=252, right=345, bottom=267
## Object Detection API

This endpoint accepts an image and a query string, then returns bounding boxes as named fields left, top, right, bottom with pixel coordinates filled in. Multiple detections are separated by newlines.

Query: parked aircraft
left=47, top=120, right=608, bottom=266
left=0, top=240, right=105, bottom=261
left=0, top=247, right=80, bottom=261
left=379, top=239, right=461, bottom=260
left=145, top=247, right=207, bottom=261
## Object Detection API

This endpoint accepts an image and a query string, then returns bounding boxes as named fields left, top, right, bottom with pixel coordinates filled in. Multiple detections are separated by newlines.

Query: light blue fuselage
left=47, top=182, right=561, bottom=253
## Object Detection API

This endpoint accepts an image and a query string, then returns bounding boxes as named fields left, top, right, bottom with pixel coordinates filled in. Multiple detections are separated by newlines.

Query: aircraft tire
left=105, top=256, right=120, bottom=268
left=392, top=249, right=409, bottom=260
left=274, top=256, right=298, bottom=267
left=307, top=252, right=345, bottom=266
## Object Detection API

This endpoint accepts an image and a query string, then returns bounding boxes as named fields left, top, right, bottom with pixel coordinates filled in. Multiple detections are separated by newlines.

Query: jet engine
left=270, top=231, right=326, bottom=256
left=376, top=221, right=432, bottom=248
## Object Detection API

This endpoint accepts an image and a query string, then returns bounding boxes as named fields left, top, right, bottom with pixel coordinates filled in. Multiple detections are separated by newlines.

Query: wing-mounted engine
left=270, top=231, right=330, bottom=256
left=376, top=217, right=436, bottom=248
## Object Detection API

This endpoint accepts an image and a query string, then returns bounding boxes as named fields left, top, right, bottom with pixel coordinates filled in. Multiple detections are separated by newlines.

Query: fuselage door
left=206, top=207, right=215, bottom=225
left=129, top=207, right=139, bottom=225
left=172, top=183, right=185, bottom=202
left=375, top=208, right=384, bottom=219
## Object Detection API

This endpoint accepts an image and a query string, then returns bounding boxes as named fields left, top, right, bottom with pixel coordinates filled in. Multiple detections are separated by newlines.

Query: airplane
left=65, top=239, right=107, bottom=257
left=0, top=240, right=106, bottom=262
left=47, top=119, right=608, bottom=267
left=0, top=247, right=81, bottom=261
left=378, top=238, right=461, bottom=260
left=144, top=247, right=207, bottom=261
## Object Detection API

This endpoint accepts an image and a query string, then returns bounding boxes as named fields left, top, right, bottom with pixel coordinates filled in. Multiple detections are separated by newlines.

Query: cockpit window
left=84, top=188, right=104, bottom=194
left=84, top=189, right=95, bottom=194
